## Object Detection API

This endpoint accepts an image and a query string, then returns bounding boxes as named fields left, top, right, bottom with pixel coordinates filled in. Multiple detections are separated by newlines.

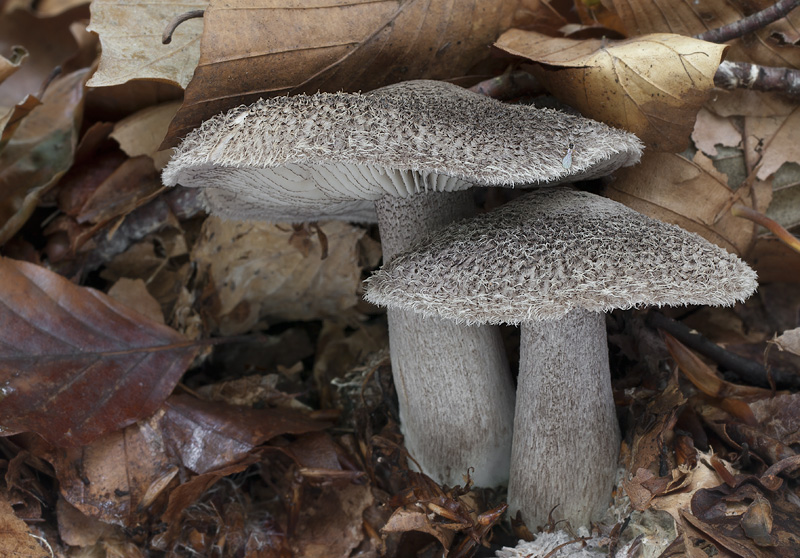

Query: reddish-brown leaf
left=0, top=257, right=199, bottom=447
left=161, top=394, right=330, bottom=474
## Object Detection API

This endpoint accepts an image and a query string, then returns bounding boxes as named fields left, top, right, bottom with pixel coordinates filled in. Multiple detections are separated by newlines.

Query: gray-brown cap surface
left=161, top=80, right=643, bottom=222
left=364, top=187, right=758, bottom=323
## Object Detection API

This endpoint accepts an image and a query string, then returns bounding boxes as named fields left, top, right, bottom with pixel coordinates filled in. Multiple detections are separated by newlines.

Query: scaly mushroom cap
left=364, top=188, right=758, bottom=324
left=162, top=81, right=643, bottom=222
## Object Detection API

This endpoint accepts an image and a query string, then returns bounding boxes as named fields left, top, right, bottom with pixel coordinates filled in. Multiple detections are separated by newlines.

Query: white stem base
left=509, top=310, right=620, bottom=528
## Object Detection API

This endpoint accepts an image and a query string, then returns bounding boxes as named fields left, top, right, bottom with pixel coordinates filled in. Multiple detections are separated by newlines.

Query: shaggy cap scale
left=162, top=80, right=643, bottom=222
left=364, top=188, right=758, bottom=324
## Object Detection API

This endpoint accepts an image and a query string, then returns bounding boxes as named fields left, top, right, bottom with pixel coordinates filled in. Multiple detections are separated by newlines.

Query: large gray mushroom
left=365, top=187, right=758, bottom=527
left=162, top=80, right=643, bottom=487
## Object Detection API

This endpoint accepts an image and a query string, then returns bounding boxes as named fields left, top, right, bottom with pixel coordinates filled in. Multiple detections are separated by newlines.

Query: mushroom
left=162, top=80, right=643, bottom=487
left=364, top=187, right=758, bottom=527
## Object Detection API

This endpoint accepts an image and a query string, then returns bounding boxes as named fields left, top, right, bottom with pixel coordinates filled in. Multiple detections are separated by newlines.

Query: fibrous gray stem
left=509, top=309, right=620, bottom=528
left=375, top=191, right=515, bottom=487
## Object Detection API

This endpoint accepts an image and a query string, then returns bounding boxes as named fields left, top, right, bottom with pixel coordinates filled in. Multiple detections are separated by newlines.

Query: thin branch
left=732, top=204, right=800, bottom=253
left=696, top=0, right=800, bottom=43
left=714, top=60, right=800, bottom=99
left=646, top=311, right=800, bottom=389
left=162, top=10, right=205, bottom=45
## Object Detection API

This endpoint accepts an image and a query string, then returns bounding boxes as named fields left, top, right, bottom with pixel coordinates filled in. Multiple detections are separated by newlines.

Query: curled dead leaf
left=494, top=31, right=727, bottom=151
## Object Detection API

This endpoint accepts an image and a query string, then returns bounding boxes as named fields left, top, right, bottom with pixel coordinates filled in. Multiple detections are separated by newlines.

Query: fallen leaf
left=162, top=0, right=520, bottom=146
left=87, top=0, right=207, bottom=89
left=741, top=495, right=777, bottom=547
left=109, top=101, right=182, bottom=170
left=292, top=481, right=374, bottom=558
left=56, top=497, right=119, bottom=548
left=605, top=151, right=768, bottom=255
left=0, top=68, right=90, bottom=245
left=692, top=108, right=742, bottom=158
left=743, top=108, right=800, bottom=182
left=160, top=394, right=329, bottom=474
left=0, top=9, right=80, bottom=106
left=107, top=278, right=165, bottom=324
left=192, top=218, right=368, bottom=335
left=49, top=414, right=175, bottom=528
left=494, top=31, right=727, bottom=151
left=0, top=489, right=48, bottom=558
left=0, top=257, right=199, bottom=447
left=606, top=0, right=800, bottom=69
left=0, top=46, right=27, bottom=85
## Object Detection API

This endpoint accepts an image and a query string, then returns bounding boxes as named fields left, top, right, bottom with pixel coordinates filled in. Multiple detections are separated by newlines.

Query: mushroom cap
left=364, top=188, right=758, bottom=325
left=162, top=80, right=643, bottom=223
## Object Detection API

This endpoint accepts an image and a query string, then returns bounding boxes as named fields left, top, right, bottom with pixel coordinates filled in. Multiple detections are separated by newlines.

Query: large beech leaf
left=607, top=0, right=800, bottom=69
left=494, top=31, right=727, bottom=151
left=0, top=257, right=199, bottom=447
left=162, top=0, right=519, bottom=146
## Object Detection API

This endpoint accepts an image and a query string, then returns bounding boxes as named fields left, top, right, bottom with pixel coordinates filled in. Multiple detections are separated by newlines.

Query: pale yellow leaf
left=87, top=0, right=207, bottom=89
left=494, top=30, right=727, bottom=151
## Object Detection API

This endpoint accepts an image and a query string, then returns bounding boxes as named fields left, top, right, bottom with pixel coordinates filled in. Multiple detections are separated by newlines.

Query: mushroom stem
left=374, top=191, right=515, bottom=487
left=509, top=309, right=620, bottom=529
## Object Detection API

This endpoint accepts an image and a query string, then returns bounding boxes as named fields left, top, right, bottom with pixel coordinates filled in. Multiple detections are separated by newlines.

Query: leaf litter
left=2, top=0, right=800, bottom=557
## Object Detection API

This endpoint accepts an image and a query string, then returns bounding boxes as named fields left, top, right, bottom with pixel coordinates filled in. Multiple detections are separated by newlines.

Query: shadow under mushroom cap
left=364, top=187, right=758, bottom=325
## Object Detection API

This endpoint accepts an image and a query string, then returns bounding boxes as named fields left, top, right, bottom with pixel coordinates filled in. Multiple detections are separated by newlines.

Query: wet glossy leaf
left=0, top=258, right=199, bottom=447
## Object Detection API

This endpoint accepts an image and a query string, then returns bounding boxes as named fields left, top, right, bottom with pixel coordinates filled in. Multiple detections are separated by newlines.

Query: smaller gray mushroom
left=365, top=187, right=758, bottom=528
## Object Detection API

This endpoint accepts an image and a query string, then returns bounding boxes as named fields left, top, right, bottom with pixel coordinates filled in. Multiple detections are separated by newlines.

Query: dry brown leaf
left=292, top=481, right=374, bottom=558
left=0, top=9, right=80, bottom=106
left=161, top=394, right=329, bottom=474
left=0, top=489, right=48, bottom=558
left=605, top=151, right=768, bottom=255
left=743, top=108, right=800, bottom=181
left=87, top=0, right=207, bottom=89
left=607, top=0, right=800, bottom=69
left=0, top=46, right=27, bottom=85
left=0, top=67, right=89, bottom=245
left=57, top=497, right=120, bottom=547
left=49, top=415, right=175, bottom=528
left=162, top=0, right=519, bottom=146
left=0, top=257, right=199, bottom=447
left=0, top=95, right=41, bottom=150
left=107, top=278, right=165, bottom=324
left=692, top=108, right=743, bottom=158
left=192, top=218, right=368, bottom=335
left=494, top=30, right=727, bottom=151
left=110, top=101, right=181, bottom=171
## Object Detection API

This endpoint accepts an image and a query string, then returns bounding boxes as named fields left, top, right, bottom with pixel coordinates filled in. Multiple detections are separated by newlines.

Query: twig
left=696, top=0, right=800, bottom=43
left=692, top=0, right=800, bottom=99
left=714, top=61, right=800, bottom=99
left=162, top=10, right=205, bottom=44
left=646, top=311, right=800, bottom=389
left=731, top=204, right=800, bottom=253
